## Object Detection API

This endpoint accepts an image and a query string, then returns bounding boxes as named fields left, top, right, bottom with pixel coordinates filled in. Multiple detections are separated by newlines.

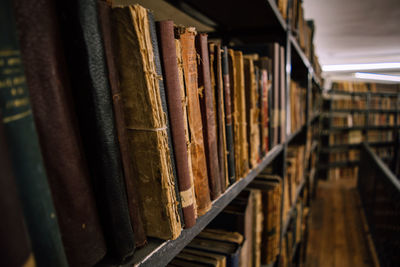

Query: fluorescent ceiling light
left=354, top=72, right=400, bottom=82
left=323, top=62, right=400, bottom=72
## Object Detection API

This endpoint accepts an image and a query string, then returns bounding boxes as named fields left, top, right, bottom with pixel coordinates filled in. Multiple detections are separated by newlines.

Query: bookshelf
left=108, top=0, right=323, bottom=266
left=319, top=88, right=400, bottom=180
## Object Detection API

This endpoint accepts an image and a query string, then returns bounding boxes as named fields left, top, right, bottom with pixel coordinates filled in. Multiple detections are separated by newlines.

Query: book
left=98, top=0, right=147, bottom=246
left=222, top=46, right=236, bottom=185
left=196, top=34, right=222, bottom=200
left=211, top=43, right=228, bottom=192
left=111, top=4, right=182, bottom=239
left=15, top=0, right=108, bottom=264
left=0, top=113, right=35, bottom=267
left=0, top=0, right=68, bottom=265
left=269, top=43, right=280, bottom=146
left=181, top=248, right=226, bottom=267
left=177, top=26, right=212, bottom=216
left=56, top=0, right=135, bottom=260
left=244, top=55, right=261, bottom=168
left=158, top=20, right=197, bottom=228
left=279, top=46, right=286, bottom=141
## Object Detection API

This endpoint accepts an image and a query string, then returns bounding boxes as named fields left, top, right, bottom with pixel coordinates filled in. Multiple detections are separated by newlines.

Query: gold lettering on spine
left=3, top=109, right=32, bottom=123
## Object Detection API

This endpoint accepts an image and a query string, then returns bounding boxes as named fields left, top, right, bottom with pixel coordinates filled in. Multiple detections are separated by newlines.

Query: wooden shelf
left=126, top=144, right=284, bottom=267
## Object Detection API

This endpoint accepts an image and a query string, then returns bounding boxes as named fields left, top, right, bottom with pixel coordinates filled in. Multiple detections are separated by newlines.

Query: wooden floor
left=304, top=179, right=377, bottom=267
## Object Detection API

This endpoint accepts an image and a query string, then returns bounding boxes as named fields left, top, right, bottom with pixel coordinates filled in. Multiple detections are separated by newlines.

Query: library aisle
left=304, top=178, right=378, bottom=267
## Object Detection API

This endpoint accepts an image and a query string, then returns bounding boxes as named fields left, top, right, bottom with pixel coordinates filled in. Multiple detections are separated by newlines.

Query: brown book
left=257, top=57, right=271, bottom=155
left=0, top=113, right=35, bottom=267
left=279, top=46, right=286, bottom=142
left=176, top=26, right=212, bottom=216
left=157, top=20, right=197, bottom=228
left=251, top=189, right=263, bottom=267
left=234, top=51, right=249, bottom=178
left=269, top=43, right=280, bottom=146
left=111, top=4, right=181, bottom=240
left=196, top=35, right=221, bottom=200
left=211, top=43, right=228, bottom=192
left=14, top=0, right=107, bottom=265
left=244, top=55, right=261, bottom=168
left=98, top=0, right=146, bottom=246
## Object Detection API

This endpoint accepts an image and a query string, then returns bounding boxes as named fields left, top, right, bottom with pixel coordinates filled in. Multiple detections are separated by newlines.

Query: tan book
left=182, top=249, right=226, bottom=267
left=111, top=4, right=181, bottom=239
left=176, top=27, right=212, bottom=216
left=251, top=189, right=263, bottom=267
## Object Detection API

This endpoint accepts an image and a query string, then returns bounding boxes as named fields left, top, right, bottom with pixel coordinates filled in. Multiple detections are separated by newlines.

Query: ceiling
left=303, top=0, right=400, bottom=83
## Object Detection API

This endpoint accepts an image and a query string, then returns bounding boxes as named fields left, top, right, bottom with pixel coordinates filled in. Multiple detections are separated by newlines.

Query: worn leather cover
left=97, top=0, right=147, bottom=247
left=158, top=20, right=196, bottom=228
left=55, top=0, right=135, bottom=261
left=14, top=0, right=109, bottom=265
left=234, top=51, right=249, bottom=178
left=177, top=27, right=212, bottom=216
left=279, top=46, right=286, bottom=142
left=257, top=58, right=270, bottom=156
left=111, top=5, right=181, bottom=239
left=244, top=55, right=261, bottom=169
left=0, top=113, right=35, bottom=267
left=212, top=43, right=228, bottom=192
left=269, top=43, right=280, bottom=146
left=195, top=35, right=221, bottom=200
left=0, top=1, right=68, bottom=265
left=222, top=46, right=236, bottom=185
left=228, top=49, right=242, bottom=181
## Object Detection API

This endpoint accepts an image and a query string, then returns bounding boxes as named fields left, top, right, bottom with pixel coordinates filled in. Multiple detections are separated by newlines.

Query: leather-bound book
left=222, top=46, right=236, bottom=185
left=195, top=34, right=221, bottom=200
left=158, top=20, right=197, bottom=227
left=176, top=26, right=211, bottom=216
left=269, top=43, right=280, bottom=146
left=97, top=0, right=146, bottom=246
left=14, top=0, right=108, bottom=265
left=257, top=57, right=271, bottom=156
left=111, top=4, right=181, bottom=239
left=0, top=1, right=68, bottom=265
left=0, top=113, right=35, bottom=267
left=244, top=55, right=261, bottom=168
left=228, top=49, right=242, bottom=180
left=55, top=0, right=135, bottom=261
left=279, top=46, right=286, bottom=142
left=211, top=43, right=228, bottom=192
left=234, top=51, right=249, bottom=179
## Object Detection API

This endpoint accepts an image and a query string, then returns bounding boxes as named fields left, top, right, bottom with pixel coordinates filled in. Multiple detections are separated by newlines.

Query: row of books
left=332, top=81, right=400, bottom=93
left=172, top=173, right=283, bottom=266
left=329, top=130, right=363, bottom=145
left=371, top=147, right=394, bottom=160
left=368, top=113, right=396, bottom=126
left=367, top=130, right=394, bottom=143
left=370, top=96, right=398, bottom=110
left=330, top=114, right=366, bottom=127
left=289, top=81, right=307, bottom=134
left=328, top=166, right=359, bottom=180
left=329, top=150, right=360, bottom=163
left=331, top=96, right=367, bottom=110
left=0, top=1, right=290, bottom=266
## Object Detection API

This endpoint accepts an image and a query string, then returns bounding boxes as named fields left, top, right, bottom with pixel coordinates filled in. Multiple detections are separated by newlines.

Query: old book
left=0, top=113, right=35, bottom=267
left=251, top=189, right=263, bottom=267
left=14, top=0, right=108, bottom=265
left=176, top=251, right=220, bottom=266
left=177, top=26, right=212, bottom=216
left=234, top=51, right=249, bottom=178
left=279, top=46, right=286, bottom=141
left=98, top=0, right=146, bottom=246
left=196, top=34, right=221, bottom=200
left=0, top=1, right=68, bottom=265
left=158, top=20, right=197, bottom=228
left=222, top=46, right=236, bottom=184
left=256, top=57, right=271, bottom=156
left=269, top=43, right=280, bottom=146
left=182, top=249, right=226, bottom=267
left=56, top=0, right=135, bottom=260
left=111, top=4, right=181, bottom=239
left=211, top=43, right=228, bottom=192
left=244, top=55, right=261, bottom=168
left=175, top=38, right=198, bottom=219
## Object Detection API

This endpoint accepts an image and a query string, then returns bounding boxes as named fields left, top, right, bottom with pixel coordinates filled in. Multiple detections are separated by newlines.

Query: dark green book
left=0, top=0, right=68, bottom=266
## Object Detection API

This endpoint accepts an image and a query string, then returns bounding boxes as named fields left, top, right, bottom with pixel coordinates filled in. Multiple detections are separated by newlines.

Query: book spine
left=279, top=46, right=286, bottom=142
left=0, top=1, right=68, bottom=265
left=195, top=34, right=222, bottom=200
left=14, top=0, right=109, bottom=264
left=97, top=0, right=147, bottom=247
left=0, top=112, right=35, bottom=267
left=158, top=20, right=197, bottom=228
left=179, top=27, right=212, bottom=216
left=214, top=43, right=228, bottom=191
left=148, top=11, right=184, bottom=229
left=271, top=43, right=280, bottom=146
left=222, top=46, right=236, bottom=185
left=55, top=0, right=135, bottom=260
